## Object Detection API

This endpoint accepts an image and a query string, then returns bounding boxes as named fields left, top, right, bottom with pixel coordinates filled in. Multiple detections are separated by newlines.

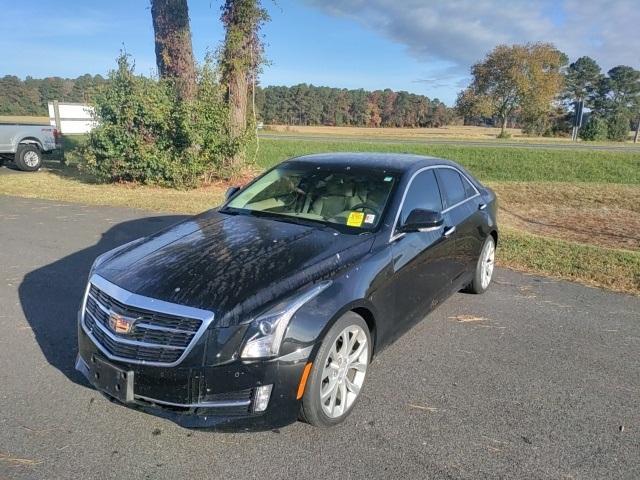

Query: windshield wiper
left=221, top=208, right=345, bottom=232
left=251, top=210, right=324, bottom=228
left=219, top=207, right=249, bottom=216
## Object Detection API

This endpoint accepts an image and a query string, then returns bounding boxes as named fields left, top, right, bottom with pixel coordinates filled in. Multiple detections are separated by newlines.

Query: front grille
left=83, top=282, right=205, bottom=365
left=201, top=388, right=254, bottom=402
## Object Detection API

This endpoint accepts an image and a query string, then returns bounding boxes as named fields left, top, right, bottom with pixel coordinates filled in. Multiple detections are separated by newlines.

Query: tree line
left=0, top=74, right=108, bottom=115
left=256, top=85, right=455, bottom=128
left=0, top=75, right=455, bottom=130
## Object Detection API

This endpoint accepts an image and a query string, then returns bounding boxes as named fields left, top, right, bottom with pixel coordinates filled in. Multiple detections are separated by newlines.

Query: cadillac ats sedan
left=75, top=153, right=498, bottom=430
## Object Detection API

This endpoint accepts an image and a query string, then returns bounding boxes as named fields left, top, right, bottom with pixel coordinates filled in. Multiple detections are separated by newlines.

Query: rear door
left=435, top=167, right=483, bottom=285
left=390, top=169, right=455, bottom=335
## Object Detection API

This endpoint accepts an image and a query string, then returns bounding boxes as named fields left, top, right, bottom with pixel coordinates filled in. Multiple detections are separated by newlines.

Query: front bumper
left=76, top=314, right=310, bottom=431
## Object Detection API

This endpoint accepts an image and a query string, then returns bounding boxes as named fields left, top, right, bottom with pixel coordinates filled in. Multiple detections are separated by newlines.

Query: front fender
left=279, top=245, right=393, bottom=363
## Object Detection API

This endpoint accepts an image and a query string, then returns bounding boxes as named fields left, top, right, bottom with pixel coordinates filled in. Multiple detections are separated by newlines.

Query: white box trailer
left=48, top=101, right=97, bottom=135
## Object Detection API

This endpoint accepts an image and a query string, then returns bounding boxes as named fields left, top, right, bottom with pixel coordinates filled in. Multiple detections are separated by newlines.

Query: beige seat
left=310, top=180, right=355, bottom=218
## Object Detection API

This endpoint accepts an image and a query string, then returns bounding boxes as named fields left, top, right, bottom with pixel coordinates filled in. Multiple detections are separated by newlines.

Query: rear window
left=437, top=169, right=465, bottom=207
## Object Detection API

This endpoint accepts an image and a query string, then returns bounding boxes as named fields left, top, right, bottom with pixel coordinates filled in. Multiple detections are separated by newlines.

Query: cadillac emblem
left=108, top=311, right=136, bottom=334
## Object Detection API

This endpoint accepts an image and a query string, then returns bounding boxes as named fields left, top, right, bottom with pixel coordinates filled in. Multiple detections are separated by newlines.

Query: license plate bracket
left=89, top=356, right=134, bottom=403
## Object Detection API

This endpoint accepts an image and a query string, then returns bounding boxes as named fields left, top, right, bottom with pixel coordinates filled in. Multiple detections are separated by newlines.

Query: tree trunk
left=500, top=116, right=508, bottom=136
left=151, top=0, right=196, bottom=100
left=227, top=69, right=249, bottom=161
left=221, top=1, right=253, bottom=168
left=635, top=118, right=640, bottom=143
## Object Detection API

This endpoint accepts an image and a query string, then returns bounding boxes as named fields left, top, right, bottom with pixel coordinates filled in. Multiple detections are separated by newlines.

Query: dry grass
left=267, top=124, right=533, bottom=140
left=0, top=169, right=226, bottom=213
left=264, top=124, right=638, bottom=144
left=499, top=228, right=639, bottom=295
left=0, top=115, right=50, bottom=125
left=0, top=451, right=41, bottom=468
left=491, top=182, right=640, bottom=251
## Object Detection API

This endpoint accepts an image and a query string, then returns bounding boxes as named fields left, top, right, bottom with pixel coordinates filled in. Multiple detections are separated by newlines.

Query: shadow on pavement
left=18, top=214, right=188, bottom=386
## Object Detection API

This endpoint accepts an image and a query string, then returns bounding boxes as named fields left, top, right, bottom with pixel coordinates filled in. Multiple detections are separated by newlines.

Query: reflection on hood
left=97, top=210, right=374, bottom=326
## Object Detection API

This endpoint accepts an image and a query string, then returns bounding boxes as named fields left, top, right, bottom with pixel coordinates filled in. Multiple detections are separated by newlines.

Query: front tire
left=14, top=144, right=42, bottom=171
left=300, top=312, right=371, bottom=427
left=466, top=236, right=496, bottom=294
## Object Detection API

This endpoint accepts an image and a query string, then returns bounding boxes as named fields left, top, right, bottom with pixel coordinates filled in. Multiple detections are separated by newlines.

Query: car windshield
left=222, top=162, right=398, bottom=231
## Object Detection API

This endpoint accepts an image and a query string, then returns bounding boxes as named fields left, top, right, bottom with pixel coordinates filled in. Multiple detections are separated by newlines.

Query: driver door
left=390, top=169, right=456, bottom=336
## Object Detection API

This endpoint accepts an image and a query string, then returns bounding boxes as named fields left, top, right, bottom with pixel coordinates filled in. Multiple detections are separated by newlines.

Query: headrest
left=325, top=179, right=354, bottom=197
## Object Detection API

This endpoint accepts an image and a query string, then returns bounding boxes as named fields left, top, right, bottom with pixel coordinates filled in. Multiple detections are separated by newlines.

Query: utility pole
left=572, top=100, right=584, bottom=141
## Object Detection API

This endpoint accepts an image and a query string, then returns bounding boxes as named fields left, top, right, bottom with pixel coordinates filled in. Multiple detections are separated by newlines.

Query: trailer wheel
left=14, top=144, right=42, bottom=171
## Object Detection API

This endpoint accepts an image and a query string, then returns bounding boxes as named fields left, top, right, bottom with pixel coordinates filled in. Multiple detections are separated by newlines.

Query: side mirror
left=399, top=209, right=444, bottom=233
left=225, top=186, right=241, bottom=201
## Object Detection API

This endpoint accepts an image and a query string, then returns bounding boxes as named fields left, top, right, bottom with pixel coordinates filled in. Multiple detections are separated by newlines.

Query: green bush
left=82, top=53, right=240, bottom=187
left=607, top=113, right=630, bottom=142
left=579, top=116, right=608, bottom=141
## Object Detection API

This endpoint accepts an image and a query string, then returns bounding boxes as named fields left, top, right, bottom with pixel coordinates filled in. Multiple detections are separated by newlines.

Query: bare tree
left=150, top=0, right=196, bottom=100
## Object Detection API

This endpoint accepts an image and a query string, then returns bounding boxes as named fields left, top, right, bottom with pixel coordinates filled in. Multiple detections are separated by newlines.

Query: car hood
left=96, top=210, right=374, bottom=326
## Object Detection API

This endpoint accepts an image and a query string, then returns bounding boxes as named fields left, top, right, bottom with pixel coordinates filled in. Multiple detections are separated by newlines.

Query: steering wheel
left=350, top=203, right=379, bottom=217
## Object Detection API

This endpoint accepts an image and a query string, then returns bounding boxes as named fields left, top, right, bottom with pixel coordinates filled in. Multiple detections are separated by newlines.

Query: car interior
left=231, top=169, right=396, bottom=227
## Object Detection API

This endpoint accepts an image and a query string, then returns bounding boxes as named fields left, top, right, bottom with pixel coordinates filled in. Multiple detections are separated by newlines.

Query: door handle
left=479, top=203, right=487, bottom=210
left=443, top=226, right=456, bottom=237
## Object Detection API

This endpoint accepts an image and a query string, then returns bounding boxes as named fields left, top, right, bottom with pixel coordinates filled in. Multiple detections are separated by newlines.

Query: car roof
left=285, top=152, right=460, bottom=172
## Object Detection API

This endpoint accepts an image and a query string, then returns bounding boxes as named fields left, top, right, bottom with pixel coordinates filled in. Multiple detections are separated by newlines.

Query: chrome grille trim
left=134, top=395, right=251, bottom=409
left=80, top=274, right=215, bottom=367
left=86, top=292, right=197, bottom=338
left=90, top=274, right=213, bottom=322
left=134, top=322, right=196, bottom=335
left=85, top=309, right=186, bottom=350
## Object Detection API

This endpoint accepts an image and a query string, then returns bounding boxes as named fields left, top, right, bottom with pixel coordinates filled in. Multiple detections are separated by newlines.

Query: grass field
left=266, top=125, right=530, bottom=140
left=256, top=139, right=640, bottom=183
left=3, top=118, right=636, bottom=143
left=265, top=124, right=639, bottom=144
left=1, top=136, right=638, bottom=294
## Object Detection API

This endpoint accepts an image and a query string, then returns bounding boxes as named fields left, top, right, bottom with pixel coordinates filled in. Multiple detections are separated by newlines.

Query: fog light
left=253, top=384, right=273, bottom=412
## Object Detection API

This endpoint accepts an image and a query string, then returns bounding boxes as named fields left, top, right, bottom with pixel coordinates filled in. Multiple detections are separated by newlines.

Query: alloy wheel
left=23, top=151, right=40, bottom=167
left=481, top=239, right=495, bottom=289
left=320, top=325, right=368, bottom=418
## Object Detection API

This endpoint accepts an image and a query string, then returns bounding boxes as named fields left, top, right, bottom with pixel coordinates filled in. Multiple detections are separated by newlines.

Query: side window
left=399, top=170, right=443, bottom=226
left=437, top=168, right=470, bottom=208
left=463, top=176, right=477, bottom=198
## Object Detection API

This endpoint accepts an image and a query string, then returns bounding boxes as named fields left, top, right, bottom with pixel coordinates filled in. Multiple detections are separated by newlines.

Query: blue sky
left=1, top=0, right=637, bottom=105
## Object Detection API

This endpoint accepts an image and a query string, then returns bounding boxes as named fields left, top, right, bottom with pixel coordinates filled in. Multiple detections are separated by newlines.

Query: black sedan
left=75, top=153, right=498, bottom=430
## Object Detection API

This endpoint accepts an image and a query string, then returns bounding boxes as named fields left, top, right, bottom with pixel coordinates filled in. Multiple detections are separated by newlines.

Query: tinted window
left=437, top=168, right=469, bottom=208
left=463, top=177, right=476, bottom=198
left=399, top=170, right=443, bottom=226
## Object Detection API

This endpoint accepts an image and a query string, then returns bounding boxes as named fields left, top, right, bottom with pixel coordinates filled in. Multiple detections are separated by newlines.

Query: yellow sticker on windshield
left=347, top=211, right=365, bottom=227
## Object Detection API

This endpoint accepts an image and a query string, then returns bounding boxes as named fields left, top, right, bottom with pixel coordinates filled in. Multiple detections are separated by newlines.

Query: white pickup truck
left=0, top=123, right=61, bottom=171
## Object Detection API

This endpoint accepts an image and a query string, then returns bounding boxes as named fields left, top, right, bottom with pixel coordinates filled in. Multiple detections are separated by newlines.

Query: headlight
left=241, top=281, right=331, bottom=359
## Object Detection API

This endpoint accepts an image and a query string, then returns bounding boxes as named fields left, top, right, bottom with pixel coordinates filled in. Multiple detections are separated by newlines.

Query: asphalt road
left=1, top=196, right=638, bottom=480
left=258, top=133, right=640, bottom=151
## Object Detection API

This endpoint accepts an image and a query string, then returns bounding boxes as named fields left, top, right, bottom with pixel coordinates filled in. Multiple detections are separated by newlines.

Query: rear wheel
left=466, top=236, right=495, bottom=294
left=14, top=144, right=42, bottom=171
left=300, top=312, right=371, bottom=427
